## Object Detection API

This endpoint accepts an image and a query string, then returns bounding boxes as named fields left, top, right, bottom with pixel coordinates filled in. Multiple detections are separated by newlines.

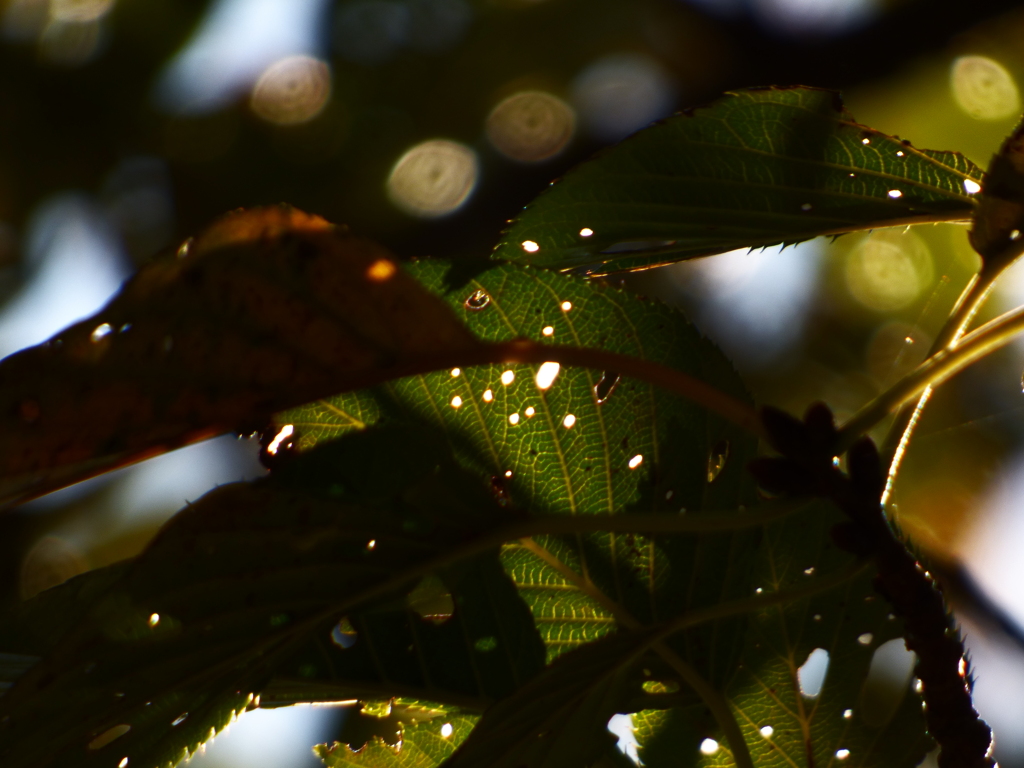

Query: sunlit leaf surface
left=0, top=206, right=477, bottom=507
left=494, top=86, right=984, bottom=275
left=635, top=503, right=932, bottom=768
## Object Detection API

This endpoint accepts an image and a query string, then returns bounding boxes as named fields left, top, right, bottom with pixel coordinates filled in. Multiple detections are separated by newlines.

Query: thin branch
left=875, top=235, right=1024, bottom=493
left=837, top=296, right=1024, bottom=454
left=366, top=340, right=767, bottom=440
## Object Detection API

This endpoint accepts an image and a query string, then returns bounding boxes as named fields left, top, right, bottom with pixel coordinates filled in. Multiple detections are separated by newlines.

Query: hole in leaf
left=465, top=289, right=490, bottom=310
left=331, top=617, right=358, bottom=649
left=593, top=371, right=620, bottom=404
left=860, top=638, right=915, bottom=728
left=797, top=648, right=829, bottom=697
left=699, top=738, right=719, bottom=755
left=405, top=575, right=455, bottom=625
left=607, top=714, right=640, bottom=765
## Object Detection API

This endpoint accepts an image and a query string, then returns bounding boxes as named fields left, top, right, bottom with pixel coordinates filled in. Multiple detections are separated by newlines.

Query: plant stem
left=837, top=293, right=1024, bottom=454
left=370, top=340, right=767, bottom=440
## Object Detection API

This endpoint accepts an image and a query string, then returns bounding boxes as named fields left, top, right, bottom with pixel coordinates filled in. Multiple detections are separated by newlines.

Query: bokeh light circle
left=951, top=55, right=1021, bottom=121
left=486, top=90, right=575, bottom=163
left=250, top=55, right=332, bottom=126
left=845, top=229, right=933, bottom=312
left=387, top=139, right=479, bottom=218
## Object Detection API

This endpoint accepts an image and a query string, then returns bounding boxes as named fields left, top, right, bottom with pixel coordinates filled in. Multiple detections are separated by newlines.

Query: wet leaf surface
left=494, top=86, right=984, bottom=275
left=0, top=206, right=477, bottom=507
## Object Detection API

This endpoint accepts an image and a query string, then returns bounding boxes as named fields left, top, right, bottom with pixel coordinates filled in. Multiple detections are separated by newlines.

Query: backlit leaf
left=494, top=86, right=984, bottom=275
left=634, top=501, right=932, bottom=768
left=276, top=259, right=761, bottom=666
left=0, top=206, right=478, bottom=507
left=0, top=427, right=544, bottom=768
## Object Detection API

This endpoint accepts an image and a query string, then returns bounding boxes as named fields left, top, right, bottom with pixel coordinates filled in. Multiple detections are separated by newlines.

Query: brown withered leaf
left=0, top=205, right=478, bottom=507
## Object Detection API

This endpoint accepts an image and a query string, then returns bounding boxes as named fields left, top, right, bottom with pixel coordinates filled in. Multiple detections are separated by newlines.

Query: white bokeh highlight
left=154, top=0, right=331, bottom=114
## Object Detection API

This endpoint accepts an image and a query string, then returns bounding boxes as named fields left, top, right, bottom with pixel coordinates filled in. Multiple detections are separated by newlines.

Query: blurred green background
left=6, top=0, right=1024, bottom=765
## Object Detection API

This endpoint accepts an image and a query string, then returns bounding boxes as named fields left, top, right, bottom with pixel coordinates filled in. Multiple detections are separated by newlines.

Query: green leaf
left=0, top=206, right=479, bottom=507
left=634, top=501, right=932, bottom=768
left=441, top=627, right=660, bottom=768
left=276, top=259, right=761, bottom=665
left=493, top=86, right=984, bottom=275
left=0, top=426, right=544, bottom=768
left=316, top=707, right=478, bottom=768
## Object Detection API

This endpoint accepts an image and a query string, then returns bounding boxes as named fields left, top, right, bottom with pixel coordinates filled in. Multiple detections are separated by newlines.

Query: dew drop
left=450, top=396, right=463, bottom=409
left=579, top=228, right=594, bottom=237
left=441, top=723, right=454, bottom=738
left=593, top=371, right=620, bottom=404
left=331, top=617, right=358, bottom=648
left=857, top=633, right=874, bottom=646
left=542, top=325, right=554, bottom=336
left=90, top=323, right=113, bottom=343
left=836, top=749, right=851, bottom=760
left=535, top=362, right=560, bottom=390
left=522, top=240, right=540, bottom=253
left=964, top=179, right=982, bottom=195
left=888, top=189, right=903, bottom=199
left=707, top=440, right=730, bottom=483
left=509, top=413, right=520, bottom=425
left=560, top=301, right=572, bottom=311
left=148, top=613, right=160, bottom=627
left=760, top=725, right=773, bottom=738
left=465, top=289, right=491, bottom=310
left=501, top=370, right=515, bottom=386
left=699, top=738, right=719, bottom=755
left=628, top=454, right=643, bottom=469
left=88, top=724, right=131, bottom=750
left=563, top=414, right=576, bottom=428
left=525, top=406, right=536, bottom=417
left=483, top=389, right=494, bottom=402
